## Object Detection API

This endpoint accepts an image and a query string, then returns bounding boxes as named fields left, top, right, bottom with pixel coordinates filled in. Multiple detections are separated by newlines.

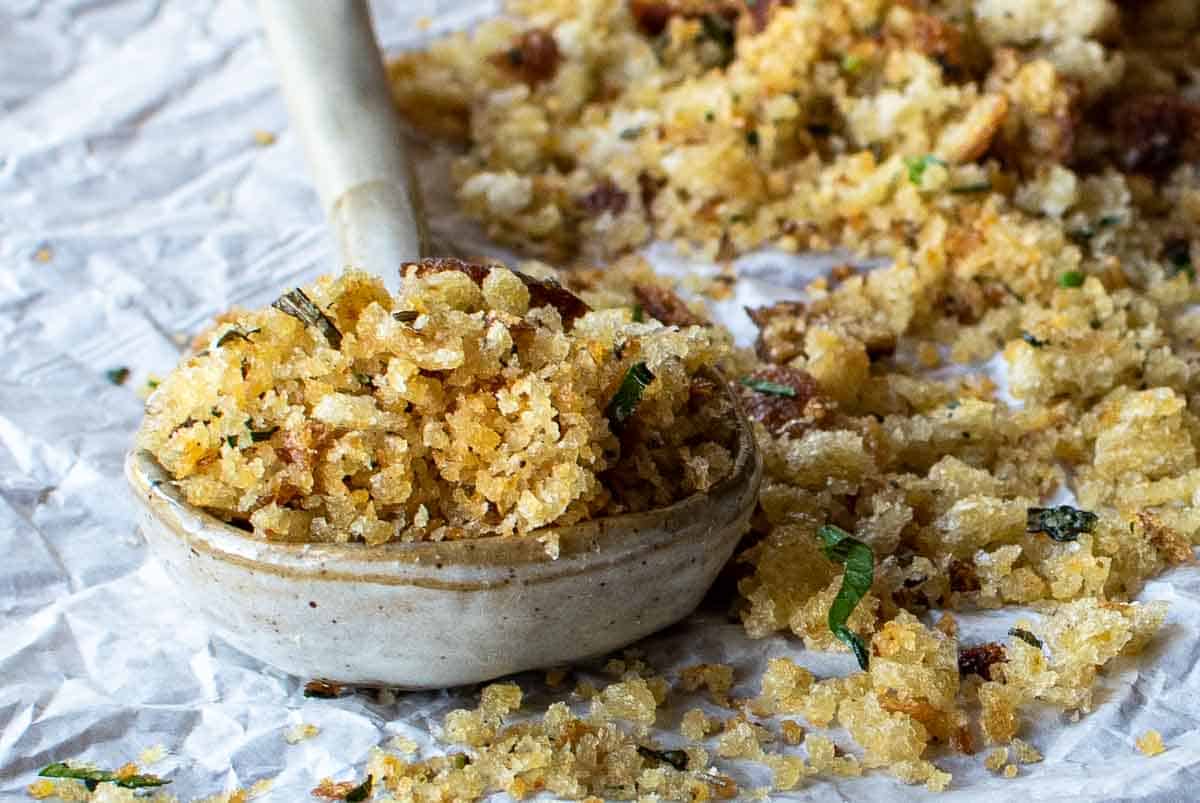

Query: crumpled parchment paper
left=2, top=1, right=1199, bottom=801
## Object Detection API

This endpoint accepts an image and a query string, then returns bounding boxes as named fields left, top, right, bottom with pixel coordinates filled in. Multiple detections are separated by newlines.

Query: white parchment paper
left=1, top=2, right=1198, bottom=800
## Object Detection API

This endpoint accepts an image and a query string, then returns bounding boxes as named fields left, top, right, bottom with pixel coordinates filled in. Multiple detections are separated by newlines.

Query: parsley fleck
left=638, top=746, right=690, bottom=771
left=606, top=363, right=655, bottom=432
left=1021, top=331, right=1047, bottom=348
left=1059, top=271, right=1085, bottom=288
left=739, top=376, right=797, bottom=397
left=904, top=154, right=946, bottom=185
left=273, top=288, right=342, bottom=349
left=344, top=775, right=373, bottom=802
left=816, top=524, right=874, bottom=670
left=1026, top=505, right=1098, bottom=543
left=949, top=181, right=992, bottom=194
left=745, top=129, right=760, bottom=147
left=38, top=763, right=170, bottom=792
left=1009, top=628, right=1043, bottom=649
left=105, top=367, right=130, bottom=386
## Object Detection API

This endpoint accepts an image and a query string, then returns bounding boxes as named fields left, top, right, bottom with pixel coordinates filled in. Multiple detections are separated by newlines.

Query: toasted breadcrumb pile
left=137, top=260, right=734, bottom=542
left=382, top=0, right=1198, bottom=794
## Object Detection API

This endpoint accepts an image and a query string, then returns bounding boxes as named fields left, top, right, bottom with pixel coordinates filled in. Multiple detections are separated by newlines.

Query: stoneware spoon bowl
left=124, top=0, right=762, bottom=689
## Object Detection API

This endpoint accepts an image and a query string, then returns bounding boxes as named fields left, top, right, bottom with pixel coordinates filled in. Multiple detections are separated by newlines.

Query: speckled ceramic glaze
left=125, top=381, right=761, bottom=688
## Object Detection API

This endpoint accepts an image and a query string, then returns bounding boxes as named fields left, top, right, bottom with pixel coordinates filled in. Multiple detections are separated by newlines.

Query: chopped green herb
left=1165, top=240, right=1195, bottom=281
left=392, top=310, right=419, bottom=323
left=38, top=762, right=170, bottom=792
left=637, top=745, right=690, bottom=771
left=949, top=181, right=992, bottom=194
left=815, top=524, right=874, bottom=670
left=344, top=775, right=373, bottom=802
left=451, top=754, right=471, bottom=770
left=226, top=435, right=238, bottom=449
left=605, top=362, right=655, bottom=432
left=215, top=327, right=259, bottom=348
left=904, top=154, right=946, bottom=185
left=946, top=399, right=961, bottom=409
left=698, top=13, right=736, bottom=67
left=1021, top=331, right=1047, bottom=348
left=705, top=110, right=715, bottom=122
left=273, top=288, right=342, bottom=349
left=739, top=376, right=797, bottom=397
left=619, top=127, right=643, bottom=140
left=211, top=407, right=222, bottom=418
left=146, top=379, right=160, bottom=390
left=355, top=372, right=373, bottom=386
left=1009, top=628, right=1043, bottom=649
left=105, top=367, right=130, bottom=386
left=631, top=304, right=644, bottom=323
left=250, top=427, right=278, bottom=443
left=1026, top=505, right=1098, bottom=543
left=745, top=129, right=760, bottom=147
left=841, top=53, right=863, bottom=73
left=1059, top=271, right=1085, bottom=288
left=1098, top=215, right=1122, bottom=227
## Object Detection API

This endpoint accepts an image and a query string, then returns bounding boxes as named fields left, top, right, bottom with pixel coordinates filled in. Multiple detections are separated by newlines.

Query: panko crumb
left=387, top=735, right=419, bottom=756
left=985, top=747, right=1009, bottom=771
left=1003, top=764, right=1019, bottom=778
left=284, top=723, right=319, bottom=744
left=1137, top=730, right=1166, bottom=756
left=251, top=130, right=276, bottom=147
left=137, top=746, right=168, bottom=766
left=140, top=261, right=734, bottom=543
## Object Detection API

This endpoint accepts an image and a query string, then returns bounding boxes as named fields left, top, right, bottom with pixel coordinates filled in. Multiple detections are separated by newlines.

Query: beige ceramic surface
left=125, top=381, right=761, bottom=688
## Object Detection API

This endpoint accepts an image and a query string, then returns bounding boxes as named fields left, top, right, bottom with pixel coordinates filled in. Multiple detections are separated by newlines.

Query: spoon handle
left=258, top=0, right=427, bottom=288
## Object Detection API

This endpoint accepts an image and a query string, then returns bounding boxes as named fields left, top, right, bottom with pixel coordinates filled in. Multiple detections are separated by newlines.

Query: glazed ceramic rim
left=126, top=371, right=761, bottom=585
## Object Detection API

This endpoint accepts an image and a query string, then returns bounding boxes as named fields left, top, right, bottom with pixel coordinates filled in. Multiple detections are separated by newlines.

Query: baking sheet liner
left=1, top=1, right=1198, bottom=800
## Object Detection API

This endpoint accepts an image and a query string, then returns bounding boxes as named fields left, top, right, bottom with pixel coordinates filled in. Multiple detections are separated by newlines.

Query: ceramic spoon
left=124, top=0, right=762, bottom=688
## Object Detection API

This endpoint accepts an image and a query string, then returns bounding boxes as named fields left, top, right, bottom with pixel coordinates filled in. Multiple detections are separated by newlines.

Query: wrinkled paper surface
left=2, top=1, right=1199, bottom=800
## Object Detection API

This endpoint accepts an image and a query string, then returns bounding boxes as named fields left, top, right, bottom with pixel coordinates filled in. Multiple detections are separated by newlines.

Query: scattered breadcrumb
left=1137, top=729, right=1166, bottom=756
left=284, top=723, right=319, bottom=744
left=1003, top=764, right=1019, bottom=778
left=33, top=246, right=53, bottom=263
left=985, top=748, right=1009, bottom=771
left=251, top=130, right=276, bottom=147
left=137, top=746, right=168, bottom=766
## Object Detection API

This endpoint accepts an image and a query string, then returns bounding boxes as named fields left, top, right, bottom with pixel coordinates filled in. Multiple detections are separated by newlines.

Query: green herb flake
left=1059, top=271, right=1085, bottom=288
left=1026, top=505, right=1098, bottom=543
left=950, top=181, right=992, bottom=194
left=631, top=304, right=644, bottom=323
left=739, top=376, right=797, bottom=397
left=606, top=363, right=655, bottom=432
left=815, top=524, right=874, bottom=670
left=619, top=127, right=643, bottom=140
left=705, top=110, right=715, bottom=122
left=637, top=745, right=690, bottom=771
left=273, top=288, right=342, bottom=349
left=699, top=13, right=736, bottom=67
left=146, top=379, right=160, bottom=390
left=215, top=327, right=260, bottom=348
left=344, top=775, right=373, bottom=802
left=250, top=427, right=278, bottom=443
left=38, top=762, right=170, bottom=792
left=745, top=129, right=760, bottom=147
left=1021, top=331, right=1048, bottom=348
left=392, top=310, right=419, bottom=323
left=1009, top=628, right=1043, bottom=649
left=841, top=53, right=863, bottom=73
left=451, top=754, right=471, bottom=770
left=226, top=435, right=238, bottom=449
left=904, top=154, right=946, bottom=186
left=1165, top=240, right=1195, bottom=281
left=105, top=367, right=131, bottom=386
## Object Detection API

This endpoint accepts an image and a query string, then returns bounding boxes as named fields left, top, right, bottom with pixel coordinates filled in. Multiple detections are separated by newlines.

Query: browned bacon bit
left=948, top=558, right=981, bottom=593
left=912, top=13, right=963, bottom=70
left=746, top=0, right=792, bottom=32
left=628, top=0, right=747, bottom=37
left=1110, top=93, right=1200, bottom=176
left=492, top=28, right=561, bottom=86
left=736, top=365, right=827, bottom=437
left=304, top=679, right=345, bottom=698
left=578, top=180, right=629, bottom=216
left=958, top=642, right=1006, bottom=681
left=405, top=258, right=591, bottom=327
left=633, top=283, right=706, bottom=326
